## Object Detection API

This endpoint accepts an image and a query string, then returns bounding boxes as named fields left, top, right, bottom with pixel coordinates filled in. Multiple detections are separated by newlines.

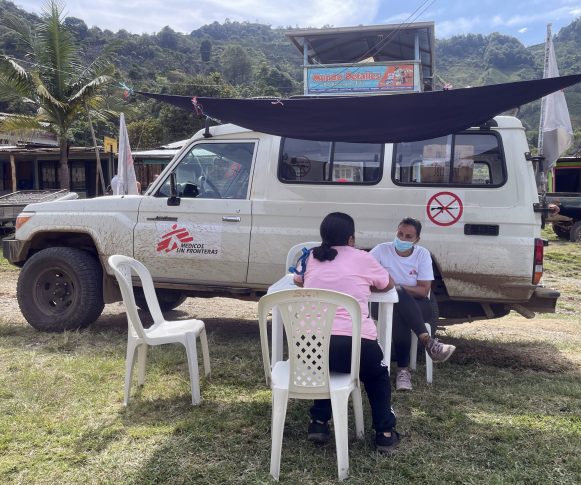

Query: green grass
left=0, top=237, right=580, bottom=484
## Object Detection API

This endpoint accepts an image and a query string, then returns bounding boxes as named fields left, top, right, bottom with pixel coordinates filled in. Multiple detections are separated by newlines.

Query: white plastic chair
left=258, top=288, right=364, bottom=481
left=108, top=255, right=211, bottom=406
left=284, top=241, right=320, bottom=275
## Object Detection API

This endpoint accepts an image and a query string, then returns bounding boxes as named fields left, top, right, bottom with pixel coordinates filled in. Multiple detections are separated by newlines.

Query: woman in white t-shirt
left=371, top=217, right=456, bottom=391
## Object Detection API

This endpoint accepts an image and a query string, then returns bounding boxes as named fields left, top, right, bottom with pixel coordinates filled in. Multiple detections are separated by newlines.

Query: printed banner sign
left=155, top=223, right=222, bottom=258
left=306, top=64, right=416, bottom=94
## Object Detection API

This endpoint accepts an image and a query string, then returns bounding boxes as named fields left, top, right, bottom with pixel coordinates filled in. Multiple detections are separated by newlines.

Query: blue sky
left=13, top=0, right=581, bottom=46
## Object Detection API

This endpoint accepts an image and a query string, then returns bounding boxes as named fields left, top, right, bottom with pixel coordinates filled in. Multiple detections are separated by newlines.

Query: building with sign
left=285, top=22, right=435, bottom=96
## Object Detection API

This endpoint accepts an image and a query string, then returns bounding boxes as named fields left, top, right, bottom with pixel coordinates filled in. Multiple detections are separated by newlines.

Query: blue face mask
left=393, top=236, right=415, bottom=252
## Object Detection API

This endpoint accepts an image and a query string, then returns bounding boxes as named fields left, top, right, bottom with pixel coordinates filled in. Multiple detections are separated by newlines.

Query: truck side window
left=156, top=142, right=255, bottom=199
left=392, top=132, right=506, bottom=187
left=279, top=138, right=382, bottom=184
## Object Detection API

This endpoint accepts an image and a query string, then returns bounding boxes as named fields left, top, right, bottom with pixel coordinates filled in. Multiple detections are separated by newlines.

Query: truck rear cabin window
left=279, top=138, right=383, bottom=184
left=392, top=133, right=506, bottom=187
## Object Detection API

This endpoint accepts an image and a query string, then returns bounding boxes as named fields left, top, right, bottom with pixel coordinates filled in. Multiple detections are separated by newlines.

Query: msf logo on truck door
left=157, top=224, right=194, bottom=253
left=155, top=223, right=222, bottom=258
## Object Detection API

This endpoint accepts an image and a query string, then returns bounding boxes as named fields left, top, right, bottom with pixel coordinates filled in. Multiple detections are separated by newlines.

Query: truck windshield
left=156, top=142, right=255, bottom=199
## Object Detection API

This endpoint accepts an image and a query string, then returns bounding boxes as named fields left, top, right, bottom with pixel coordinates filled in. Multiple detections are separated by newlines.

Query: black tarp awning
left=136, top=74, right=581, bottom=143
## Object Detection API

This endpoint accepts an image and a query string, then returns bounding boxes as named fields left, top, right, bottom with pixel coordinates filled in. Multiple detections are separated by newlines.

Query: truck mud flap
left=2, top=237, right=27, bottom=264
left=513, top=287, right=560, bottom=314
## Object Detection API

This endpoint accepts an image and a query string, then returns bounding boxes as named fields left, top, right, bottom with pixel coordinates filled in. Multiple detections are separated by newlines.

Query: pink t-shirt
left=300, top=245, right=390, bottom=340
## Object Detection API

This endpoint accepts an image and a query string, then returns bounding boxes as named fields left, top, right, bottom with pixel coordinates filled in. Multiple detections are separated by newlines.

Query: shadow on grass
left=1, top=312, right=576, bottom=376
left=442, top=336, right=572, bottom=373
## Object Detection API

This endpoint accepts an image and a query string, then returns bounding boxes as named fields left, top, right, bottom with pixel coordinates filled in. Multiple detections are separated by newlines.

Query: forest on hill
left=1, top=0, right=580, bottom=151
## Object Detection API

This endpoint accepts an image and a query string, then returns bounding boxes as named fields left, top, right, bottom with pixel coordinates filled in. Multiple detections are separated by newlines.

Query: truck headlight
left=15, top=213, right=33, bottom=230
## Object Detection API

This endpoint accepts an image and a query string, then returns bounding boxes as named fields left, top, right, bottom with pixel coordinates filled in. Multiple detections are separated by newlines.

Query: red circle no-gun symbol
left=426, top=191, right=463, bottom=226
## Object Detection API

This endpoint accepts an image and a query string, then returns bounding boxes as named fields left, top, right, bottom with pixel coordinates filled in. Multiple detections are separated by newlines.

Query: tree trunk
left=58, top=138, right=70, bottom=190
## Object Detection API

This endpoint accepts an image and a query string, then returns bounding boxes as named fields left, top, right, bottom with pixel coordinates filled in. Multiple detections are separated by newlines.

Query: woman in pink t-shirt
left=294, top=212, right=400, bottom=453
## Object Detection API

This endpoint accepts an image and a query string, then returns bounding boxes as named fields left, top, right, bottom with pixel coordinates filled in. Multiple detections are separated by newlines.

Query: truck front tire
left=17, top=247, right=105, bottom=332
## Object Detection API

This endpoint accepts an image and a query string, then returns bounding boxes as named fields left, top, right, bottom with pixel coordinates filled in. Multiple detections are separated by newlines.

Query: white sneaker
left=396, top=368, right=412, bottom=391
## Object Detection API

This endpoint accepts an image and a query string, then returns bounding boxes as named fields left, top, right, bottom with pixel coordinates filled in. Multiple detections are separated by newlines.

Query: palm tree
left=0, top=0, right=114, bottom=189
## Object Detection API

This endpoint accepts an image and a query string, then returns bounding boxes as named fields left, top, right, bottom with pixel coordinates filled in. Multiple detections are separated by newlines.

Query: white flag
left=114, top=113, right=138, bottom=195
left=541, top=30, right=573, bottom=169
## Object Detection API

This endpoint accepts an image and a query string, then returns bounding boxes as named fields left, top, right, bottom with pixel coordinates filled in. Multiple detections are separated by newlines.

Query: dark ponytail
left=313, top=212, right=355, bottom=262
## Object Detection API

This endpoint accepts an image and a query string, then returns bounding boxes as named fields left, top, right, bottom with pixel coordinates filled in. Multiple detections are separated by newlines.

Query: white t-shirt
left=370, top=242, right=434, bottom=287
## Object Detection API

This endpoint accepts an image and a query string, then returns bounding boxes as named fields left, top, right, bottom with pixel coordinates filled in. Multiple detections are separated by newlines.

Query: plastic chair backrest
left=258, top=288, right=361, bottom=395
left=108, top=255, right=165, bottom=338
left=285, top=241, right=320, bottom=275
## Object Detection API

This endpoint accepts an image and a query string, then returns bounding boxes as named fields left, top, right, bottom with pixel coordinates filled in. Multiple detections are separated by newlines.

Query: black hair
left=312, top=212, right=355, bottom=262
left=398, top=217, right=422, bottom=237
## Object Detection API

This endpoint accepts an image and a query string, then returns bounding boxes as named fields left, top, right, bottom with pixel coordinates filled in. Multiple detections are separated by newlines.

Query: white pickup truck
left=3, top=116, right=559, bottom=331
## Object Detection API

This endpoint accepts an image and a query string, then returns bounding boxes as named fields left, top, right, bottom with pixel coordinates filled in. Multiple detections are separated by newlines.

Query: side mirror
left=167, top=172, right=181, bottom=206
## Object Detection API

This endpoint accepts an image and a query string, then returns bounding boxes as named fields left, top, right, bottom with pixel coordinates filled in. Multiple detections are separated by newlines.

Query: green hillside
left=436, top=21, right=581, bottom=148
left=1, top=0, right=580, bottom=150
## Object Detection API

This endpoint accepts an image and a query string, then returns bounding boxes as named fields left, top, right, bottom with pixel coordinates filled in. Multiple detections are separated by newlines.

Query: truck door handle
left=222, top=216, right=241, bottom=222
left=147, top=216, right=178, bottom=221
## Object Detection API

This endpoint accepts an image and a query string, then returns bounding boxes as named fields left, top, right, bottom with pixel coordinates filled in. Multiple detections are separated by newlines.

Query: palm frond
left=88, top=107, right=120, bottom=124
left=0, top=56, right=37, bottom=103
left=71, top=56, right=116, bottom=86
left=1, top=12, right=36, bottom=52
left=31, top=71, right=67, bottom=109
left=69, top=75, right=113, bottom=104
left=0, top=114, right=46, bottom=132
left=0, top=77, right=35, bottom=103
left=36, top=0, right=79, bottom=98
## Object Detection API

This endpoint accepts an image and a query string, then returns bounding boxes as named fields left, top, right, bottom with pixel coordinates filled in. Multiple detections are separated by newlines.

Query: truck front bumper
left=2, top=237, right=27, bottom=265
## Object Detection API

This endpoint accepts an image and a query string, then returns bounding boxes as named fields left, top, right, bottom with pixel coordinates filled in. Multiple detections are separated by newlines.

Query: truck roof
left=193, top=116, right=523, bottom=141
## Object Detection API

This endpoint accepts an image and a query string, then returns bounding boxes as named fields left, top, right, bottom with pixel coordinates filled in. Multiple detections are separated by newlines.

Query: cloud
left=381, top=13, right=412, bottom=24
left=437, top=17, right=481, bottom=38
left=14, top=0, right=381, bottom=33
left=518, top=27, right=528, bottom=33
left=490, top=5, right=581, bottom=28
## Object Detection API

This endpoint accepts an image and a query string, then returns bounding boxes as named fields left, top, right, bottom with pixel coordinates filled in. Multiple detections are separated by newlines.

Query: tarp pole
left=9, top=154, right=16, bottom=191
left=538, top=24, right=552, bottom=156
left=303, top=38, right=309, bottom=96
left=85, top=105, right=106, bottom=196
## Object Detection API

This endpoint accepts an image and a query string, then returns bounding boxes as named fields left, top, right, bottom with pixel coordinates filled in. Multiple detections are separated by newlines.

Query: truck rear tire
left=134, top=289, right=187, bottom=312
left=569, top=221, right=581, bottom=242
left=17, top=247, right=105, bottom=332
left=552, top=223, right=570, bottom=240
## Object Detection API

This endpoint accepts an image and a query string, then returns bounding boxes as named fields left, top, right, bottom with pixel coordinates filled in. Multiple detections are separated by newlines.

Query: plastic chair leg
left=424, top=323, right=433, bottom=384
left=184, top=333, right=201, bottom=405
left=410, top=324, right=433, bottom=383
left=199, top=327, right=211, bottom=378
left=351, top=387, right=365, bottom=440
left=137, top=343, right=148, bottom=386
left=124, top=339, right=139, bottom=405
left=410, top=332, right=418, bottom=371
left=330, top=391, right=351, bottom=481
left=270, top=388, right=289, bottom=481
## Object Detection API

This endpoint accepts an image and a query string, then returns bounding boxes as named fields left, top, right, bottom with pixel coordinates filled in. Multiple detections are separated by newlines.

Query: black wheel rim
left=32, top=266, right=77, bottom=316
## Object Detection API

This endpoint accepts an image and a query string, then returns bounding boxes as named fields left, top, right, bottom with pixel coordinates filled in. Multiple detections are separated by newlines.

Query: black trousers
left=309, top=335, right=397, bottom=433
left=392, top=287, right=433, bottom=368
